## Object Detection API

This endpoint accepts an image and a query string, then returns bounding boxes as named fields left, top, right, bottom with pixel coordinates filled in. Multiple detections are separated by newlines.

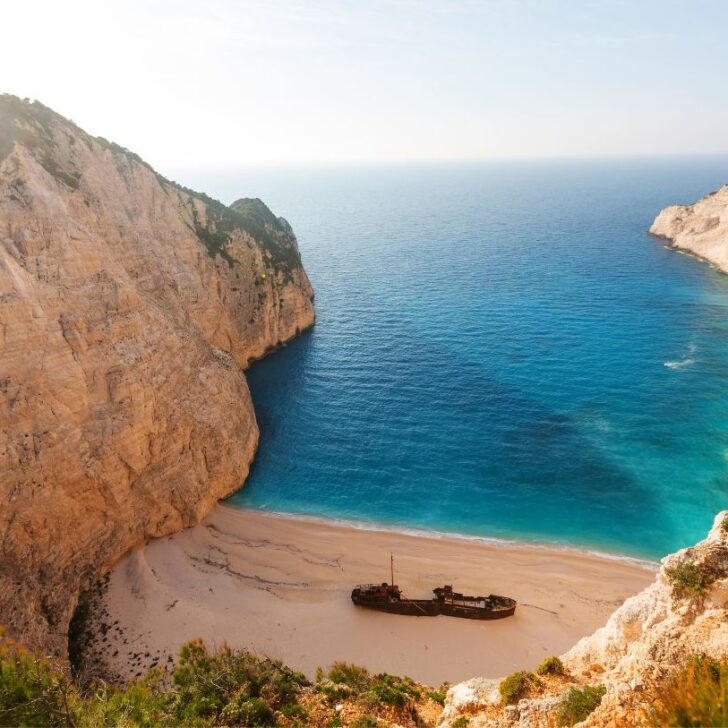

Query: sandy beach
left=90, top=506, right=655, bottom=686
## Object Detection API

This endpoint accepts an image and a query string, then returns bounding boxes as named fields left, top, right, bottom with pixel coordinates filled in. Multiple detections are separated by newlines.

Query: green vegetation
left=327, top=662, right=372, bottom=693
left=650, top=655, right=728, bottom=727
left=665, top=560, right=716, bottom=598
left=0, top=631, right=76, bottom=726
left=0, top=635, right=436, bottom=728
left=316, top=662, right=421, bottom=709
left=536, top=656, right=565, bottom=676
left=0, top=95, right=81, bottom=189
left=187, top=202, right=236, bottom=266
left=230, top=197, right=304, bottom=271
left=721, top=514, right=728, bottom=534
left=0, top=95, right=53, bottom=163
left=349, top=717, right=378, bottom=728
left=499, top=670, right=539, bottom=705
left=38, top=154, right=81, bottom=189
left=364, top=673, right=421, bottom=708
left=180, top=193, right=302, bottom=274
left=556, top=684, right=606, bottom=726
left=426, top=689, right=447, bottom=705
left=0, top=95, right=303, bottom=275
left=0, top=632, right=307, bottom=727
left=451, top=717, right=469, bottom=728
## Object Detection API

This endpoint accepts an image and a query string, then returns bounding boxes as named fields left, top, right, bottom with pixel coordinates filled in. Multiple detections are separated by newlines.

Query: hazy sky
left=3, top=0, right=728, bottom=170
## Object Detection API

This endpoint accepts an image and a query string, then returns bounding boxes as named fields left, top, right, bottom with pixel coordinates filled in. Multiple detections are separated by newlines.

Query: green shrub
left=556, top=684, right=606, bottom=726
left=317, top=680, right=353, bottom=703
left=83, top=639, right=305, bottom=726
left=327, top=661, right=372, bottom=692
left=0, top=630, right=440, bottom=727
left=364, top=673, right=421, bottom=708
left=650, top=654, right=728, bottom=727
left=536, top=656, right=565, bottom=676
left=350, top=717, right=378, bottom=728
left=317, top=664, right=419, bottom=710
left=426, top=689, right=447, bottom=705
left=0, top=634, right=77, bottom=726
left=721, top=515, right=728, bottom=534
left=665, top=561, right=715, bottom=598
left=168, top=639, right=306, bottom=723
left=499, top=671, right=538, bottom=705
left=452, top=717, right=469, bottom=728
left=280, top=702, right=308, bottom=718
left=220, top=695, right=277, bottom=725
left=76, top=677, right=168, bottom=727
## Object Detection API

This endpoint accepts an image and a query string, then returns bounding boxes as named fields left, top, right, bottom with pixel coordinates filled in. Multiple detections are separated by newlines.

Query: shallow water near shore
left=185, top=158, right=728, bottom=560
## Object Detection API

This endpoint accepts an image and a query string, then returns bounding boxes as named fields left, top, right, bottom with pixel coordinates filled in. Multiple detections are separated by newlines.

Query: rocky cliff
left=650, top=184, right=728, bottom=272
left=0, top=96, right=314, bottom=657
left=439, top=511, right=728, bottom=727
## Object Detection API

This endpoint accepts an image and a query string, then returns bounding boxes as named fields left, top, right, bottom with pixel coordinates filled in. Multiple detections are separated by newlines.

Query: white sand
left=97, top=506, right=655, bottom=686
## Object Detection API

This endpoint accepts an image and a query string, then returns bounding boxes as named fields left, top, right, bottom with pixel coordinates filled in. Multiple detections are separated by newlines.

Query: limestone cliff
left=0, top=96, right=314, bottom=657
left=650, top=184, right=728, bottom=272
left=439, top=511, right=728, bottom=727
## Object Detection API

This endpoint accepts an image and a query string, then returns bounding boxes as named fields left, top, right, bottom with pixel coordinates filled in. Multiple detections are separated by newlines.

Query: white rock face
left=440, top=512, right=728, bottom=727
left=650, top=184, right=728, bottom=272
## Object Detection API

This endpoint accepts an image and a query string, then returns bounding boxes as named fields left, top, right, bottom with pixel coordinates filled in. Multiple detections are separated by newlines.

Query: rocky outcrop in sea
left=650, top=184, right=728, bottom=272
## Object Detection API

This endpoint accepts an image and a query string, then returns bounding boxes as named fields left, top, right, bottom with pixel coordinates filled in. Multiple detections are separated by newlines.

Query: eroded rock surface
left=440, top=511, right=728, bottom=727
left=0, top=96, right=314, bottom=656
left=650, top=184, right=728, bottom=272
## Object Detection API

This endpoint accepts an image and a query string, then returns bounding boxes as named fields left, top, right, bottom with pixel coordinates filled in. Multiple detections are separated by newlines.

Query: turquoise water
left=189, top=158, right=728, bottom=560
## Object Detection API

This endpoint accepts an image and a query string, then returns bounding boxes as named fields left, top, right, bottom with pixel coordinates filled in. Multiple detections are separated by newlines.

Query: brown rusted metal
left=351, top=581, right=516, bottom=620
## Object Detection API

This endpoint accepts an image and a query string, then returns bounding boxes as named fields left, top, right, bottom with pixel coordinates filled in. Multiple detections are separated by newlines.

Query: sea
left=183, top=157, right=728, bottom=561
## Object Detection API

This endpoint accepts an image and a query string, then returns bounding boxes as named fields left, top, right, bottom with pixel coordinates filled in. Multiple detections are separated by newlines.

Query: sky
left=2, top=0, right=728, bottom=170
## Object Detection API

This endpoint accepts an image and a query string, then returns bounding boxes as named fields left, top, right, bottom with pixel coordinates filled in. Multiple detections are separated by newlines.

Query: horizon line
left=164, top=151, right=728, bottom=174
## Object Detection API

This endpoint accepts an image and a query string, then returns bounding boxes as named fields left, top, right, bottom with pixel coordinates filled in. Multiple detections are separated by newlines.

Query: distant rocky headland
left=0, top=95, right=314, bottom=658
left=650, top=184, right=728, bottom=273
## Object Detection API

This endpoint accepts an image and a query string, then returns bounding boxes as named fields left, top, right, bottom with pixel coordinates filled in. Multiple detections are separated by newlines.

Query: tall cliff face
left=650, top=184, right=728, bottom=273
left=439, top=512, right=728, bottom=727
left=0, top=96, right=314, bottom=657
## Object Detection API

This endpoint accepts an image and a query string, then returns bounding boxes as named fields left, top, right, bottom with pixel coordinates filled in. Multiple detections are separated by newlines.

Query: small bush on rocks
left=665, top=561, right=715, bottom=598
left=365, top=673, right=421, bottom=708
left=427, top=688, right=447, bottom=704
left=499, top=670, right=539, bottom=705
left=556, top=684, right=606, bottom=726
left=650, top=654, right=728, bottom=727
left=536, top=656, right=565, bottom=676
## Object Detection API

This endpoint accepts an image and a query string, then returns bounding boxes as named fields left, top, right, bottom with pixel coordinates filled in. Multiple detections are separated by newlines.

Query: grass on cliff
left=316, top=661, right=422, bottom=709
left=664, top=560, right=716, bottom=598
left=0, top=632, right=440, bottom=727
left=536, top=656, right=565, bottom=676
left=498, top=670, right=540, bottom=705
left=1, top=633, right=308, bottom=726
left=556, top=684, right=606, bottom=726
left=649, top=655, right=728, bottom=727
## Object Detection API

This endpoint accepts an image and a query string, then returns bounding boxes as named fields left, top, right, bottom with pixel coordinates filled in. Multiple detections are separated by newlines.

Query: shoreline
left=87, top=505, right=655, bottom=686
left=223, top=504, right=660, bottom=569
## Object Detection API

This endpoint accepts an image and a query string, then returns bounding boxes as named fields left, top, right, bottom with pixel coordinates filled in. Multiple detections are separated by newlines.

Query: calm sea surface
left=185, top=158, right=728, bottom=560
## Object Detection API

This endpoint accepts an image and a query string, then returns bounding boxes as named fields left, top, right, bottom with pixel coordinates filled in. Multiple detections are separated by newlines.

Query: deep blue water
left=185, top=158, right=728, bottom=560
